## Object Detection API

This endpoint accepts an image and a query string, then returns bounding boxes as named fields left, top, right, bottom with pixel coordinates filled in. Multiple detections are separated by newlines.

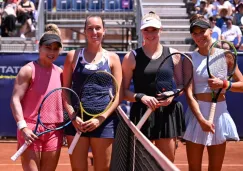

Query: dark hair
left=84, top=15, right=105, bottom=30
left=189, top=14, right=209, bottom=24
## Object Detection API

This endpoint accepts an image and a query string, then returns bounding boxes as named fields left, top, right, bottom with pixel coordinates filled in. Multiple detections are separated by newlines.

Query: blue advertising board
left=0, top=52, right=243, bottom=137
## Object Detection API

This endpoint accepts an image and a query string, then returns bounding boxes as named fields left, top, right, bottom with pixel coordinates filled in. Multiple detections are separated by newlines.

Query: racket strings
left=208, top=49, right=228, bottom=80
left=225, top=51, right=237, bottom=78
left=181, top=55, right=193, bottom=89
left=80, top=72, right=117, bottom=116
left=39, top=89, right=80, bottom=130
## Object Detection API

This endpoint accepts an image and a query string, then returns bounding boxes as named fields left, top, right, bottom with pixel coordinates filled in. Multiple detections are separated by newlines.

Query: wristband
left=226, top=81, right=232, bottom=91
left=135, top=93, right=145, bottom=102
left=222, top=80, right=228, bottom=89
left=17, top=120, right=27, bottom=130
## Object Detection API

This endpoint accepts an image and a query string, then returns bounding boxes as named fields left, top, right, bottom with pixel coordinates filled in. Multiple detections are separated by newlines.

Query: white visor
left=140, top=17, right=162, bottom=30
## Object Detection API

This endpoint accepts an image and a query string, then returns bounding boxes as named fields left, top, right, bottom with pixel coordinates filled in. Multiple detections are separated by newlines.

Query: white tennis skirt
left=183, top=100, right=239, bottom=146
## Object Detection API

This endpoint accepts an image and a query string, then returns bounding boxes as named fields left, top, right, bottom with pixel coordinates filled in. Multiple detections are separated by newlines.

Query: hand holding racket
left=207, top=40, right=237, bottom=124
left=137, top=52, right=194, bottom=129
left=68, top=71, right=118, bottom=154
left=11, top=87, right=80, bottom=161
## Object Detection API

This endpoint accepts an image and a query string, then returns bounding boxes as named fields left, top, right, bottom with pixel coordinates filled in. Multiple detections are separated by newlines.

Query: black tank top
left=132, top=46, right=173, bottom=96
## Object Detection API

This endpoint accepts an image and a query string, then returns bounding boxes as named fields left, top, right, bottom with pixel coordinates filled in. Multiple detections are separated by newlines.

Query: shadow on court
left=0, top=140, right=242, bottom=171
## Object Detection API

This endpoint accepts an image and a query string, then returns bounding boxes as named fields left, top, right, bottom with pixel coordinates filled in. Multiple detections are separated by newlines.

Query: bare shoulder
left=66, top=50, right=76, bottom=59
left=107, top=51, right=120, bottom=60
left=17, top=64, right=33, bottom=80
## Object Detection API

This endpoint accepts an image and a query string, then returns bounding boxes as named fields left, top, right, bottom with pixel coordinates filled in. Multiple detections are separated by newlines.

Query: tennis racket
left=11, top=87, right=80, bottom=161
left=207, top=40, right=237, bottom=123
left=137, top=52, right=194, bottom=129
left=68, top=71, right=118, bottom=154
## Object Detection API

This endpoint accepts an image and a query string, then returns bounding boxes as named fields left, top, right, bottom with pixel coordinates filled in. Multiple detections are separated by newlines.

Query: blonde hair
left=142, top=11, right=160, bottom=21
left=44, top=23, right=61, bottom=36
left=39, top=23, right=62, bottom=47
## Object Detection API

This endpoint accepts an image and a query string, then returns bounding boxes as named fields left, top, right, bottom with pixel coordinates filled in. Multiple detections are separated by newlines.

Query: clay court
left=0, top=140, right=242, bottom=171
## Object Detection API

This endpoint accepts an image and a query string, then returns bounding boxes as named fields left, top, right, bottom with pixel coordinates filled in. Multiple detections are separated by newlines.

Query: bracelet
left=226, top=81, right=232, bottom=91
left=135, top=93, right=145, bottom=102
left=17, top=120, right=27, bottom=130
left=222, top=80, right=228, bottom=89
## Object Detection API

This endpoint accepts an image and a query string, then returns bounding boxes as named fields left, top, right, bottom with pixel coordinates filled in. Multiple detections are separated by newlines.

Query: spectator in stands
left=1, top=0, right=17, bottom=37
left=10, top=24, right=63, bottom=171
left=233, top=1, right=243, bottom=33
left=213, top=0, right=233, bottom=16
left=232, top=0, right=242, bottom=13
left=17, top=0, right=36, bottom=38
left=122, top=11, right=185, bottom=162
left=196, top=0, right=213, bottom=18
left=221, top=16, right=243, bottom=49
left=216, top=5, right=228, bottom=29
left=184, top=14, right=243, bottom=171
left=209, top=15, right=222, bottom=43
left=63, top=15, right=122, bottom=171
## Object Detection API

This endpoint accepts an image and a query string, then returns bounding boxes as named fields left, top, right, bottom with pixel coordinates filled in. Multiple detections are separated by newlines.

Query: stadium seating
left=72, top=0, right=86, bottom=11
left=104, top=0, right=120, bottom=11
left=88, top=0, right=102, bottom=11
left=57, top=0, right=72, bottom=11
left=44, top=0, right=52, bottom=11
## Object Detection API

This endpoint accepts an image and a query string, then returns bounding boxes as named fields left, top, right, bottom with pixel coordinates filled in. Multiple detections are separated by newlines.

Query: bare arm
left=10, top=65, right=32, bottom=123
left=122, top=51, right=136, bottom=102
left=230, top=65, right=243, bottom=92
left=62, top=50, right=75, bottom=88
left=122, top=51, right=159, bottom=110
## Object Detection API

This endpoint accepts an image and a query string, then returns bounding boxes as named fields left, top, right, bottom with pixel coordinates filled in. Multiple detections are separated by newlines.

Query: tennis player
left=183, top=14, right=243, bottom=171
left=122, top=11, right=185, bottom=162
left=10, top=24, right=63, bottom=171
left=63, top=15, right=122, bottom=171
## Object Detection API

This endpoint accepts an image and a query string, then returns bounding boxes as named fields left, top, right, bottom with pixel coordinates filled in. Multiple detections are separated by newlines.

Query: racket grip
left=208, top=103, right=216, bottom=123
left=68, top=131, right=82, bottom=155
left=11, top=143, right=29, bottom=161
left=136, top=108, right=153, bottom=130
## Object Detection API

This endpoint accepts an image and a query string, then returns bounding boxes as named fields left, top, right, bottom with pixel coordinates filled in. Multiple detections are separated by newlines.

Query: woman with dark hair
left=184, top=14, right=243, bottom=171
left=63, top=15, right=122, bottom=171
left=11, top=24, right=64, bottom=171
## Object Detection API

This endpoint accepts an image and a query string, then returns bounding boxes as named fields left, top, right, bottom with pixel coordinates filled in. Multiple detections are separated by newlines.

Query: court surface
left=0, top=140, right=242, bottom=171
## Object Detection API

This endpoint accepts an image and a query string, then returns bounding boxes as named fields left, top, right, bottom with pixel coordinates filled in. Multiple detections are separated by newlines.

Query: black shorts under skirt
left=130, top=100, right=185, bottom=140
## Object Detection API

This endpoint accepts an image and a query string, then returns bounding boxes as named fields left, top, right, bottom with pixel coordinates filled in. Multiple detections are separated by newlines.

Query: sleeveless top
left=21, top=62, right=62, bottom=123
left=19, top=0, right=33, bottom=15
left=191, top=49, right=227, bottom=94
left=132, top=46, right=173, bottom=96
left=72, top=48, right=112, bottom=121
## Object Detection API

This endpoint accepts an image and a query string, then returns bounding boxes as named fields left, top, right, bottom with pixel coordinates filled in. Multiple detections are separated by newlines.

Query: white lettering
left=0, top=66, right=7, bottom=73
left=0, top=66, right=22, bottom=74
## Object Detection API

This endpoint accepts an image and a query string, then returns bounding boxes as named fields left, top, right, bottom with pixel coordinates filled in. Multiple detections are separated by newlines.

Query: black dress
left=130, top=46, right=185, bottom=140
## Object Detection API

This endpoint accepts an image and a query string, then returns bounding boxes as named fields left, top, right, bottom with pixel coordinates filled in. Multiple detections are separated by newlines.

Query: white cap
left=140, top=17, right=162, bottom=30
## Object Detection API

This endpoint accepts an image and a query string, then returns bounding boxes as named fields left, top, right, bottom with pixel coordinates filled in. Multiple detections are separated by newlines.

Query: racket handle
left=136, top=108, right=153, bottom=130
left=208, top=102, right=216, bottom=123
left=68, top=131, right=82, bottom=155
left=11, top=143, right=29, bottom=161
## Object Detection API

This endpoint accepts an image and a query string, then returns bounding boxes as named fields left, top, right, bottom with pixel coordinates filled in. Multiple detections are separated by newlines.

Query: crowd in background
left=2, top=0, right=243, bottom=50
left=193, top=0, right=243, bottom=50
left=0, top=0, right=37, bottom=38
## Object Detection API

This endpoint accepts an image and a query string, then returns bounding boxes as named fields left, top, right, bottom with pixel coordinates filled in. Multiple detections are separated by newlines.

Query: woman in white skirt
left=184, top=14, right=243, bottom=171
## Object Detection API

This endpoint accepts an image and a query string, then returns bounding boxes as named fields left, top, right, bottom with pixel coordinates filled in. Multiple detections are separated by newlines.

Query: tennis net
left=110, top=106, right=180, bottom=171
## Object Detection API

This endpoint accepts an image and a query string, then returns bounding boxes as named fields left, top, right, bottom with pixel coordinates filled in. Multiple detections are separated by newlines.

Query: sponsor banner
left=0, top=53, right=243, bottom=137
